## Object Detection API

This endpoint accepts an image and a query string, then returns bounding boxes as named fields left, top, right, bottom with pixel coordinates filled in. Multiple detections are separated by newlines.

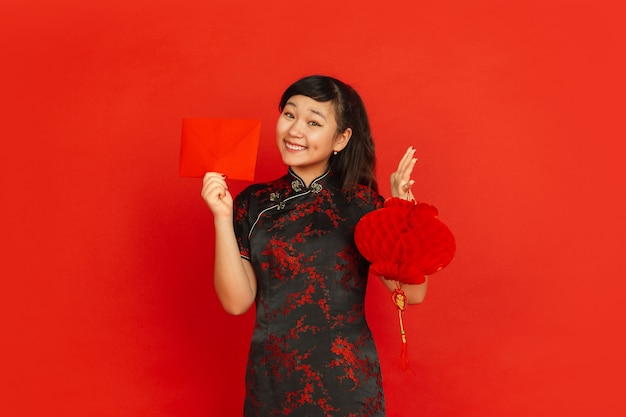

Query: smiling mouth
left=285, top=141, right=307, bottom=151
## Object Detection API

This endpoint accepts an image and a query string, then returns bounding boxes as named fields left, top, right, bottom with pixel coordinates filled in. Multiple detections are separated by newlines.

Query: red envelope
left=179, top=118, right=261, bottom=181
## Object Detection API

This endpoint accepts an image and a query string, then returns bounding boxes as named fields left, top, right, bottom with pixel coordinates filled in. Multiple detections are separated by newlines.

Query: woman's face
left=276, top=94, right=350, bottom=183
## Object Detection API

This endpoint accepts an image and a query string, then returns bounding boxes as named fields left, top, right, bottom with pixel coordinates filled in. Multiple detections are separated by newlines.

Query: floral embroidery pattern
left=234, top=169, right=385, bottom=417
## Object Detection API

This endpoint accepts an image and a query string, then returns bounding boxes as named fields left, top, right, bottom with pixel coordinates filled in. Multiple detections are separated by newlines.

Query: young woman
left=202, top=75, right=427, bottom=416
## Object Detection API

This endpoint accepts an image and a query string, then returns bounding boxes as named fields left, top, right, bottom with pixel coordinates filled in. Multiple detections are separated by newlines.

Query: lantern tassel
left=392, top=285, right=410, bottom=370
left=398, top=309, right=409, bottom=369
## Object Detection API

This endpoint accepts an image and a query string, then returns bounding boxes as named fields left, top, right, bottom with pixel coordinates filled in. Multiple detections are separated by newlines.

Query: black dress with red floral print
left=233, top=168, right=386, bottom=417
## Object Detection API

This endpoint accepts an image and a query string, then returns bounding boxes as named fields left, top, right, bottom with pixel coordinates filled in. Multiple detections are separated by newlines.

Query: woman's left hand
left=390, top=146, right=418, bottom=199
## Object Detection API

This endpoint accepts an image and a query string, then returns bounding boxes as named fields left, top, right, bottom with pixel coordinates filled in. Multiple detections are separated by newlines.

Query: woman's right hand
left=201, top=172, right=233, bottom=219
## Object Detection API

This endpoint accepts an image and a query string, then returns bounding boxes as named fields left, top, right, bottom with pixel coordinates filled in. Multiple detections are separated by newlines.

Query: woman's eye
left=284, top=112, right=294, bottom=118
left=308, top=121, right=321, bottom=127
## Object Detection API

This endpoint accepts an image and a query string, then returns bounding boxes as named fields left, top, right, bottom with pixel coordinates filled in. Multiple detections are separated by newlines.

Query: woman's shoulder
left=345, top=183, right=385, bottom=210
left=235, top=174, right=290, bottom=203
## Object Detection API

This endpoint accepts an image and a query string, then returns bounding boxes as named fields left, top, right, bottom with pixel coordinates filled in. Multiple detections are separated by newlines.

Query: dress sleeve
left=232, top=191, right=251, bottom=260
left=351, top=185, right=385, bottom=215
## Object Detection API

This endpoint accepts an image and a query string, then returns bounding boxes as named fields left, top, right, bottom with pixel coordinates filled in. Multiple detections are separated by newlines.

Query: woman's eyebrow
left=309, top=108, right=327, bottom=121
left=285, top=101, right=327, bottom=121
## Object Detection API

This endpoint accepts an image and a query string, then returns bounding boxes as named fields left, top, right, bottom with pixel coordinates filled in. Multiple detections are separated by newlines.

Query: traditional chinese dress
left=233, top=168, right=385, bottom=417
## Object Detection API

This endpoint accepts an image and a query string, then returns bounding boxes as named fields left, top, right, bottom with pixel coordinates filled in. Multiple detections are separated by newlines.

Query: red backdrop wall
left=2, top=1, right=624, bottom=416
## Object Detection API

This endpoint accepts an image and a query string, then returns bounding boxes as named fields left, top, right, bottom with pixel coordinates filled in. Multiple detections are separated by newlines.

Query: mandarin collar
left=288, top=168, right=331, bottom=193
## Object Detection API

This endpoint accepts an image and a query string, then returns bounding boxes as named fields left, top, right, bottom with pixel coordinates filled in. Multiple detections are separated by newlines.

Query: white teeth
left=286, top=142, right=306, bottom=151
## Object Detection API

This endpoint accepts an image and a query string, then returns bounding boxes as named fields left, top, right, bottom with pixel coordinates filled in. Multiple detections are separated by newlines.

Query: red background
left=2, top=1, right=624, bottom=416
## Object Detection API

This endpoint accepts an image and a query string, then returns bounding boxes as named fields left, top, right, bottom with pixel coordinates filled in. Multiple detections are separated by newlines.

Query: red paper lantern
left=354, top=197, right=456, bottom=284
left=355, top=197, right=456, bottom=369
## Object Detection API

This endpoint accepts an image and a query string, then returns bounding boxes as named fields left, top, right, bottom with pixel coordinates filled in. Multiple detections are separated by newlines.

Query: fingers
left=402, top=180, right=415, bottom=192
left=392, top=147, right=418, bottom=184
left=396, top=146, right=417, bottom=173
left=390, top=147, right=418, bottom=199
left=201, top=172, right=229, bottom=202
left=398, top=146, right=418, bottom=176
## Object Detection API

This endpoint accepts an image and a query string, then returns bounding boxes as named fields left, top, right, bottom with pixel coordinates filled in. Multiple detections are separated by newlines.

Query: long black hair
left=278, top=75, right=379, bottom=193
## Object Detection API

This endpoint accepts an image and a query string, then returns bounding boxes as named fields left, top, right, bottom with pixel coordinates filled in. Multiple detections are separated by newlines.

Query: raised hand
left=390, top=146, right=418, bottom=200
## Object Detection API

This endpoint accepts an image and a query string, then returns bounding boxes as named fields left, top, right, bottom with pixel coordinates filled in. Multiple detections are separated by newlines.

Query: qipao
left=233, top=169, right=385, bottom=417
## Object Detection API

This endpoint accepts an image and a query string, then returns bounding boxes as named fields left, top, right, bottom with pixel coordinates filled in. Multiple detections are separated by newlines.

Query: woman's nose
left=288, top=119, right=305, bottom=137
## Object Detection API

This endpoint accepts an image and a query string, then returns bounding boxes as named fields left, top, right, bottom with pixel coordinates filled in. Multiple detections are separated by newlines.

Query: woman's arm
left=202, top=172, right=257, bottom=315
left=213, top=217, right=257, bottom=315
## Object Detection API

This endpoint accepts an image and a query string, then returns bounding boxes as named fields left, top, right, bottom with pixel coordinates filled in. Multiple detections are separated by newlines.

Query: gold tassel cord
left=392, top=283, right=409, bottom=369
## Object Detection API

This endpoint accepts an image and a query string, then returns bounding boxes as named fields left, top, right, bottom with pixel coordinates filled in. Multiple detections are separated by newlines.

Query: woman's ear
left=333, top=128, right=352, bottom=153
